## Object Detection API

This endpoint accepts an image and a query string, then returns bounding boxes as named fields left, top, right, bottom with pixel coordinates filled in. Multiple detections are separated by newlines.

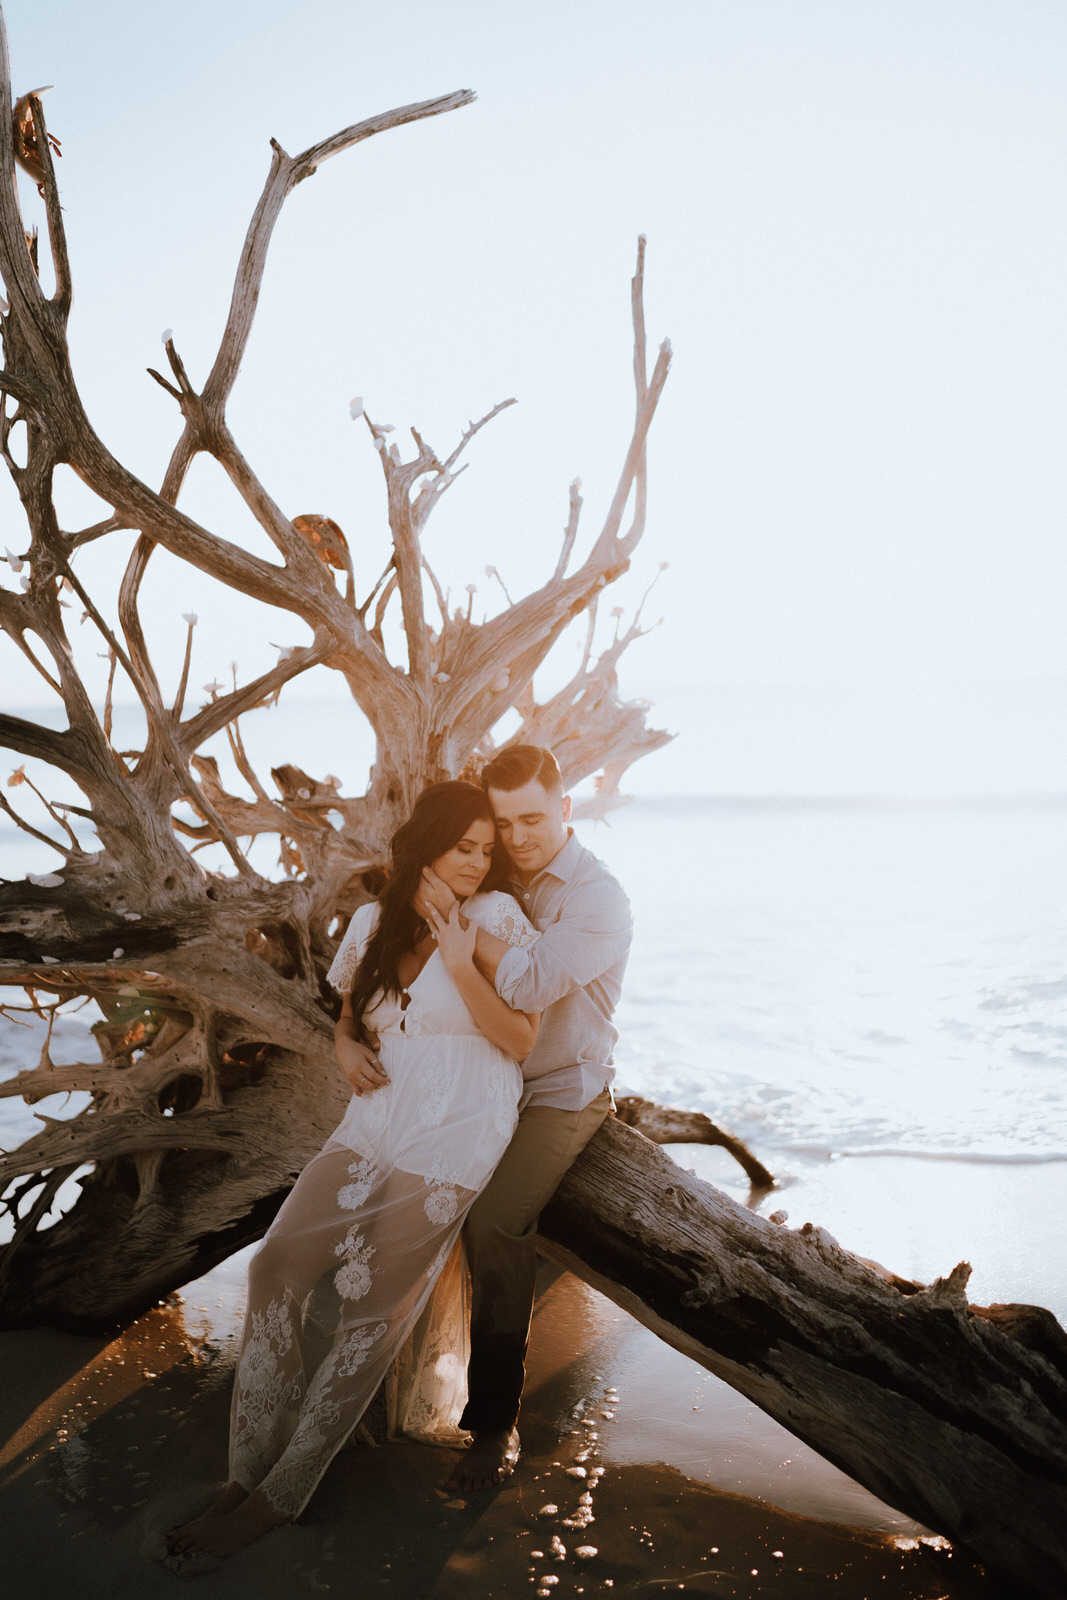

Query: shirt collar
left=508, top=828, right=582, bottom=894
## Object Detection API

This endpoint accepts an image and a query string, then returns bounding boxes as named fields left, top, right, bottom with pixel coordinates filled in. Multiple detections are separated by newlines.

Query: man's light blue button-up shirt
left=494, top=831, right=632, bottom=1111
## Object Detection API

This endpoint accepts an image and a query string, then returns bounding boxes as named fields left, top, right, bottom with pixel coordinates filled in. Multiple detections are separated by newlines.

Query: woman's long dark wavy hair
left=348, top=780, right=509, bottom=1033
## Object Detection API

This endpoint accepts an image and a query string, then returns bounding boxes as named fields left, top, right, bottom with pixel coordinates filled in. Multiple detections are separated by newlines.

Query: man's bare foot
left=166, top=1488, right=287, bottom=1561
left=166, top=1481, right=249, bottom=1552
left=445, top=1428, right=521, bottom=1493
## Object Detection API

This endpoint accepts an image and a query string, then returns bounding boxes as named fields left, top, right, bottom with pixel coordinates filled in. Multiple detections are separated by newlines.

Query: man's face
left=487, top=778, right=571, bottom=883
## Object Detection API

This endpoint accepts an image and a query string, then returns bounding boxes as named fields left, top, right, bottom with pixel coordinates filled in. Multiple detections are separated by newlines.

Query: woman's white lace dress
left=227, top=891, right=537, bottom=1519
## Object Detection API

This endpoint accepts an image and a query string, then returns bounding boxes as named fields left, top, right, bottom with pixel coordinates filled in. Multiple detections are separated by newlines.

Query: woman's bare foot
left=167, top=1488, right=287, bottom=1560
left=166, top=1482, right=249, bottom=1553
left=445, top=1428, right=520, bottom=1493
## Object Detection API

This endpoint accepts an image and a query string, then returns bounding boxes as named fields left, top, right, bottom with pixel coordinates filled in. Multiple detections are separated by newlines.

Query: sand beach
left=0, top=1248, right=994, bottom=1600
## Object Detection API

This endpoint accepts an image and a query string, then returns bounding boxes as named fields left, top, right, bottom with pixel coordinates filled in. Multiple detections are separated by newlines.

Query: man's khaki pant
left=459, top=1088, right=612, bottom=1433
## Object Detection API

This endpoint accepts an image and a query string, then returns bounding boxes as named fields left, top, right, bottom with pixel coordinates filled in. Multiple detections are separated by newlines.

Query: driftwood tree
left=0, top=17, right=669, bottom=1321
left=1, top=16, right=1066, bottom=1598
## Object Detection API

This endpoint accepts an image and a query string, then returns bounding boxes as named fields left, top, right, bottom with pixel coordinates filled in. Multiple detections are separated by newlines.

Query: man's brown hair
left=480, top=744, right=563, bottom=796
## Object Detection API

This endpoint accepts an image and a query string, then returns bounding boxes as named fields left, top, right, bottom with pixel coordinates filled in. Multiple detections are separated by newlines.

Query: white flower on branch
left=465, top=583, right=477, bottom=595
left=349, top=396, right=363, bottom=420
left=378, top=423, right=395, bottom=433
left=610, top=606, right=625, bottom=619
left=202, top=680, right=223, bottom=696
left=4, top=547, right=24, bottom=572
left=273, top=645, right=296, bottom=661
left=161, top=328, right=173, bottom=343
left=182, top=612, right=199, bottom=625
left=27, top=872, right=64, bottom=887
left=19, top=575, right=30, bottom=591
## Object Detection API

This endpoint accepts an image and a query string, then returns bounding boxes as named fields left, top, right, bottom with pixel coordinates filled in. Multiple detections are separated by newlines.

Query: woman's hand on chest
left=424, top=903, right=476, bottom=978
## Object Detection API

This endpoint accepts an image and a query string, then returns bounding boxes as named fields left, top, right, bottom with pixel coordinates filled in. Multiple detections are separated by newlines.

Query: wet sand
left=0, top=1251, right=995, bottom=1600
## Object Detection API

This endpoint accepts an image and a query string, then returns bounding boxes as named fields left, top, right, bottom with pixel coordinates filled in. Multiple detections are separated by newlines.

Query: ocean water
left=593, top=796, right=1067, bottom=1320
left=601, top=796, right=1067, bottom=1163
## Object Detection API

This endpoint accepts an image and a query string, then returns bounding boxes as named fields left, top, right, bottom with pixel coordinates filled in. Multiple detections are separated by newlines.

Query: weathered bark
left=541, top=1118, right=1067, bottom=1600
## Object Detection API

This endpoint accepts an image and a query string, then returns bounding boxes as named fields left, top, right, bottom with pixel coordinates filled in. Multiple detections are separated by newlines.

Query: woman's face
left=430, top=817, right=496, bottom=899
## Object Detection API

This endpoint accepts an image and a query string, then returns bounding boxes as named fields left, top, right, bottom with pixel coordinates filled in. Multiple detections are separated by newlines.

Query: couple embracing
left=165, top=745, right=631, bottom=1567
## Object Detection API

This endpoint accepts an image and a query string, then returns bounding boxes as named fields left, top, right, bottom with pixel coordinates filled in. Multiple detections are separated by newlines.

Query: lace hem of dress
left=229, top=1147, right=481, bottom=1520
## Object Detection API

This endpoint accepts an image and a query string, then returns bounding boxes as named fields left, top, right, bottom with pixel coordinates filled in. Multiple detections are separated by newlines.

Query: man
left=416, top=745, right=632, bottom=1492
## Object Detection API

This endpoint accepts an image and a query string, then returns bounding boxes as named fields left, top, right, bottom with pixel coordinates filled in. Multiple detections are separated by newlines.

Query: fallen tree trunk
left=540, top=1116, right=1067, bottom=1600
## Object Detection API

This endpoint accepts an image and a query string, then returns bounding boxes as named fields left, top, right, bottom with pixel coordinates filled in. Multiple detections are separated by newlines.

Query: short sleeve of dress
left=326, top=902, right=380, bottom=995
left=464, top=890, right=539, bottom=950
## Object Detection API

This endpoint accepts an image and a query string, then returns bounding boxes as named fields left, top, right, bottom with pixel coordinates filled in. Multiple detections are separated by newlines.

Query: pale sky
left=2, top=0, right=1066, bottom=794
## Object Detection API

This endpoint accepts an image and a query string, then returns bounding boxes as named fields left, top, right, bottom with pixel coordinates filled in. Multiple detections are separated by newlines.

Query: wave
left=782, top=1143, right=1067, bottom=1166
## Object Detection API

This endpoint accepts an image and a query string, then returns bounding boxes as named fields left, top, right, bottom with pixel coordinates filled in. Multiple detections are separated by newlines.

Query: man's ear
left=561, top=794, right=572, bottom=824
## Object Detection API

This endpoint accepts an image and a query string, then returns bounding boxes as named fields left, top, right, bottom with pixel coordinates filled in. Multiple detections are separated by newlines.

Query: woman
left=165, top=781, right=538, bottom=1568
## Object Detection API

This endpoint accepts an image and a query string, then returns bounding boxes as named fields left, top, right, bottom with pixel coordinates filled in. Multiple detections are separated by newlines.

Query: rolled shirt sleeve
left=494, top=884, right=632, bottom=1012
